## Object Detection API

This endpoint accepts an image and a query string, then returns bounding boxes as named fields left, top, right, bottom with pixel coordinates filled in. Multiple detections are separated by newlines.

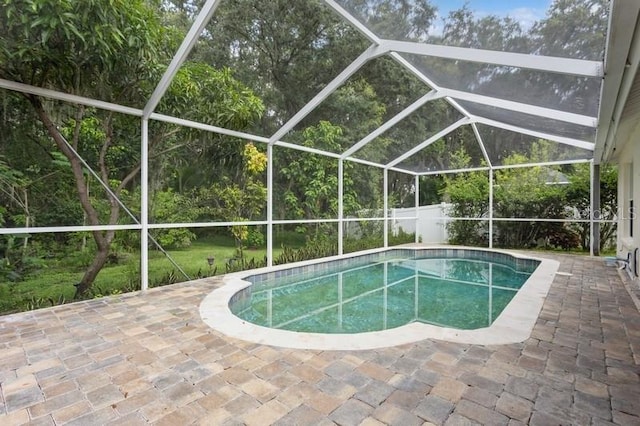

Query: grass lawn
left=0, top=235, right=297, bottom=315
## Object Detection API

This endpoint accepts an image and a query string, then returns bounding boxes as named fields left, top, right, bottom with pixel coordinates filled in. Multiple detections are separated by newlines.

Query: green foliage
left=566, top=163, right=618, bottom=251
left=441, top=140, right=617, bottom=251
left=493, top=156, right=570, bottom=248
left=278, top=121, right=362, bottom=224
left=273, top=242, right=338, bottom=266
left=441, top=149, right=490, bottom=246
left=0, top=0, right=615, bottom=308
left=1, top=0, right=163, bottom=93
left=149, top=189, right=197, bottom=249
left=245, top=229, right=265, bottom=248
left=26, top=295, right=66, bottom=311
left=161, top=63, right=265, bottom=129
left=0, top=235, right=47, bottom=282
left=194, top=0, right=368, bottom=133
left=225, top=256, right=266, bottom=274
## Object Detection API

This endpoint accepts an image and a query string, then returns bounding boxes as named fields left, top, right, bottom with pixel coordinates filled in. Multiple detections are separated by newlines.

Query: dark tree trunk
left=28, top=95, right=118, bottom=298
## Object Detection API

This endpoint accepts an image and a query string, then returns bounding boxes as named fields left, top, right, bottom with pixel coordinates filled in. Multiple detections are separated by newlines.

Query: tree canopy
left=0, top=0, right=614, bottom=309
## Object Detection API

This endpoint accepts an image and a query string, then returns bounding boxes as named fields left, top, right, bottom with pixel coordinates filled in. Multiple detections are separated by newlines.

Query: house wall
left=616, top=139, right=640, bottom=278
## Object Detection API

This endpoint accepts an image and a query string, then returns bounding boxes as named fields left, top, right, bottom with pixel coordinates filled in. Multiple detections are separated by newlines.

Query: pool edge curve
left=199, top=246, right=559, bottom=350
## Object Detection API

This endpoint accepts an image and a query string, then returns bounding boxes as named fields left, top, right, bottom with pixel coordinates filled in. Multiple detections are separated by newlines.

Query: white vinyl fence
left=392, top=203, right=451, bottom=244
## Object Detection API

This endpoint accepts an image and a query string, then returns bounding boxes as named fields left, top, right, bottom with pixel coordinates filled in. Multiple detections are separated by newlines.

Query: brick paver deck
left=1, top=253, right=639, bottom=425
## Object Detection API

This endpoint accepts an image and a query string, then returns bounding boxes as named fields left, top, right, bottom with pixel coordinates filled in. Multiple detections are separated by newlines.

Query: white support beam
left=322, top=0, right=381, bottom=44
left=383, top=169, right=389, bottom=248
left=269, top=44, right=385, bottom=144
left=492, top=158, right=591, bottom=170
left=590, top=160, right=595, bottom=256
left=471, top=123, right=493, bottom=168
left=338, top=159, right=344, bottom=255
left=596, top=1, right=640, bottom=162
left=0, top=78, right=143, bottom=116
left=342, top=90, right=441, bottom=158
left=143, top=0, right=223, bottom=118
left=141, top=119, right=149, bottom=291
left=267, top=144, right=274, bottom=267
left=389, top=52, right=441, bottom=90
left=381, top=40, right=604, bottom=77
left=0, top=79, right=278, bottom=150
left=418, top=166, right=491, bottom=176
left=147, top=221, right=267, bottom=229
left=0, top=224, right=141, bottom=235
left=488, top=169, right=494, bottom=249
left=345, top=156, right=386, bottom=168
left=273, top=218, right=340, bottom=225
left=275, top=139, right=415, bottom=176
left=387, top=118, right=470, bottom=168
left=438, top=88, right=598, bottom=128
left=150, top=112, right=270, bottom=144
left=414, top=175, right=420, bottom=244
left=471, top=117, right=595, bottom=151
left=388, top=53, right=484, bottom=128
left=274, top=141, right=342, bottom=159
left=342, top=155, right=416, bottom=176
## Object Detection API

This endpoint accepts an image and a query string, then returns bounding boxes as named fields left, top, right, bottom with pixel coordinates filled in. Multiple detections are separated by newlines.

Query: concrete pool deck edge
left=199, top=246, right=559, bottom=350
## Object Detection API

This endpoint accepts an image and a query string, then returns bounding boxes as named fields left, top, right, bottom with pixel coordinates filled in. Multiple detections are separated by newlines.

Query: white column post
left=415, top=175, right=420, bottom=244
left=267, top=144, right=273, bottom=266
left=384, top=169, right=389, bottom=248
left=141, top=119, right=149, bottom=291
left=592, top=162, right=601, bottom=256
left=489, top=168, right=494, bottom=249
left=617, top=163, right=630, bottom=255
left=590, top=160, right=595, bottom=256
left=338, top=159, right=344, bottom=255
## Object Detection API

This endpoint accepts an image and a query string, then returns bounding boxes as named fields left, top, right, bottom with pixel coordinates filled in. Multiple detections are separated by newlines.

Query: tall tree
left=0, top=0, right=263, bottom=297
left=187, top=0, right=368, bottom=133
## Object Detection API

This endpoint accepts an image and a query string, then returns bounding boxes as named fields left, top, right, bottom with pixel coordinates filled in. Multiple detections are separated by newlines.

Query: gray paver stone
left=329, top=398, right=374, bottom=425
left=454, top=399, right=509, bottom=426
left=5, top=386, right=44, bottom=412
left=415, top=394, right=454, bottom=424
left=443, top=413, right=482, bottom=426
left=354, top=380, right=395, bottom=407
left=373, top=402, right=422, bottom=426
left=574, top=390, right=612, bottom=420
left=462, top=386, right=498, bottom=408
left=495, top=392, right=534, bottom=423
left=504, top=375, right=538, bottom=401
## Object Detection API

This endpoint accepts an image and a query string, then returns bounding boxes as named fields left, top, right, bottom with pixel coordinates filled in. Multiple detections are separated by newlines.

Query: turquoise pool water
left=230, top=254, right=536, bottom=333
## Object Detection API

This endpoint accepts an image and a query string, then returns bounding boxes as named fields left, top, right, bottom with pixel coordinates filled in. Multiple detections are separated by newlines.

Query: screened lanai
left=0, top=0, right=636, bottom=304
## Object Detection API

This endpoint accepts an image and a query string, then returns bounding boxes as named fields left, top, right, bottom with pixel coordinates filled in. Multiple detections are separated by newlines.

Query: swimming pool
left=199, top=247, right=559, bottom=350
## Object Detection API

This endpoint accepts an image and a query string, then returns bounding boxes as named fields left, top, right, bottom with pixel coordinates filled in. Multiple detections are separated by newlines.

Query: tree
left=493, top=156, right=572, bottom=248
left=339, top=0, right=437, bottom=42
left=190, top=0, right=368, bottom=134
left=566, top=163, right=618, bottom=251
left=194, top=142, right=268, bottom=257
left=1, top=0, right=162, bottom=296
left=278, top=122, right=346, bottom=220
left=441, top=149, right=489, bottom=246
left=0, top=0, right=263, bottom=297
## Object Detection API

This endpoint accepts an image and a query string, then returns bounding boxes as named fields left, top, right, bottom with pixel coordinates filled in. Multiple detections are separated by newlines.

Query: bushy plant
left=245, top=229, right=265, bottom=248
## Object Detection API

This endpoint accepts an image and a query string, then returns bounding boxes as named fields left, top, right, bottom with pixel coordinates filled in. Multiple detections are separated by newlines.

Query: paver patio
left=1, top=252, right=639, bottom=425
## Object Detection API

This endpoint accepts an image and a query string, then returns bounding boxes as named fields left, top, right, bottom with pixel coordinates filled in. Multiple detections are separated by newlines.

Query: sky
left=428, top=0, right=552, bottom=35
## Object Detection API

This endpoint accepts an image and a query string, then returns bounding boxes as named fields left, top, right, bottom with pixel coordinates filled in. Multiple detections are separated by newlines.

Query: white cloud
left=504, top=7, right=548, bottom=30
left=427, top=1, right=550, bottom=36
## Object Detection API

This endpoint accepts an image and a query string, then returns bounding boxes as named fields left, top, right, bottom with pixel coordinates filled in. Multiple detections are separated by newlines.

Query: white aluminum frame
left=0, top=0, right=616, bottom=293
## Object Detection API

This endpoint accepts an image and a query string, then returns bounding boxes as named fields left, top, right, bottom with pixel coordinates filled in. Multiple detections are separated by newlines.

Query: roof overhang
left=595, top=0, right=640, bottom=163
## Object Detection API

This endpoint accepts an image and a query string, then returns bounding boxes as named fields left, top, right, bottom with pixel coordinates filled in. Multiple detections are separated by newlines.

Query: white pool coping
left=199, top=246, right=559, bottom=350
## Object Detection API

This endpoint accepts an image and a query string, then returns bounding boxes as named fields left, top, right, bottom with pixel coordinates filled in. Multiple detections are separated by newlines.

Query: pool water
left=230, top=257, right=533, bottom=333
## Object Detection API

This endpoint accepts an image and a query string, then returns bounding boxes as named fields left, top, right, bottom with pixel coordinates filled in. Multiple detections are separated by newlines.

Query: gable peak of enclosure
left=0, top=0, right=623, bottom=175
left=164, top=0, right=608, bottom=174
